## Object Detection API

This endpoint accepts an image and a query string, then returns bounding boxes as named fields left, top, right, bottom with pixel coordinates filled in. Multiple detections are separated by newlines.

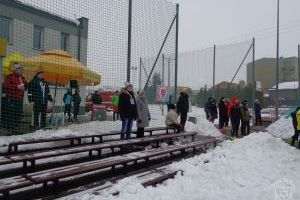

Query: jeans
left=231, top=118, right=240, bottom=137
left=180, top=112, right=188, bottom=131
left=121, top=117, right=133, bottom=140
left=34, top=104, right=47, bottom=128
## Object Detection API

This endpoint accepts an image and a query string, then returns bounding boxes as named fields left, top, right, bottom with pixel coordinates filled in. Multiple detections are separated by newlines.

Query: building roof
left=213, top=81, right=239, bottom=89
left=269, top=81, right=298, bottom=90
left=2, top=0, right=79, bottom=26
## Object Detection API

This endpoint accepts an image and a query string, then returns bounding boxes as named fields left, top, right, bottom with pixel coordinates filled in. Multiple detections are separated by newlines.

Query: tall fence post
left=275, top=0, right=280, bottom=120
left=162, top=54, right=165, bottom=115
left=127, top=0, right=133, bottom=83
left=252, top=38, right=255, bottom=107
left=139, top=57, right=142, bottom=91
left=0, top=56, right=3, bottom=119
left=213, top=44, right=216, bottom=97
left=296, top=44, right=300, bottom=106
left=174, top=4, right=179, bottom=103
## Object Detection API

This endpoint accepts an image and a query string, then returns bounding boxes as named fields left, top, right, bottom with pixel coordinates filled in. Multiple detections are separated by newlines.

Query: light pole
left=275, top=0, right=280, bottom=120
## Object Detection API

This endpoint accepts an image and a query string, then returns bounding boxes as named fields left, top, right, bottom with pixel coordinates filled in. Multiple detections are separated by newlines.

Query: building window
left=61, top=33, right=69, bottom=51
left=0, top=17, right=12, bottom=43
left=33, top=25, right=44, bottom=50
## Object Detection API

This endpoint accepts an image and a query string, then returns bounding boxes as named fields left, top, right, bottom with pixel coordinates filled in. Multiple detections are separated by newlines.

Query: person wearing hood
left=240, top=100, right=251, bottom=136
left=63, top=88, right=73, bottom=121
left=230, top=98, right=241, bottom=138
left=28, top=70, right=53, bottom=129
left=3, top=62, right=27, bottom=134
left=136, top=91, right=151, bottom=138
left=290, top=107, right=300, bottom=147
left=118, top=83, right=137, bottom=140
left=204, top=97, right=213, bottom=120
left=254, top=99, right=262, bottom=126
left=176, top=89, right=189, bottom=131
left=218, top=97, right=228, bottom=129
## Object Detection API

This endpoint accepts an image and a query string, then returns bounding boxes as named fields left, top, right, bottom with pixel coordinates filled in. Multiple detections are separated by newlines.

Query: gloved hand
left=138, top=119, right=142, bottom=123
left=148, top=117, right=151, bottom=121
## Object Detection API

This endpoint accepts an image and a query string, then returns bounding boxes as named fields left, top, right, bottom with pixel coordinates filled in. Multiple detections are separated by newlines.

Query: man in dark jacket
left=92, top=90, right=102, bottom=105
left=28, top=70, right=53, bottom=129
left=176, top=90, right=189, bottom=131
left=218, top=97, right=227, bottom=129
left=254, top=99, right=262, bottom=126
left=118, top=84, right=137, bottom=140
left=291, top=107, right=300, bottom=147
left=72, top=88, right=81, bottom=121
left=3, top=62, right=27, bottom=134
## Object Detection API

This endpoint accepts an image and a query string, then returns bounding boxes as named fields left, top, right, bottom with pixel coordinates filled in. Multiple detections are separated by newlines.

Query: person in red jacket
left=3, top=62, right=27, bottom=134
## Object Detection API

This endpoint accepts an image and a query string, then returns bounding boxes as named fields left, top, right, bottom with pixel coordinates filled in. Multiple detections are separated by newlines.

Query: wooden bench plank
left=24, top=137, right=213, bottom=186
left=0, top=176, right=33, bottom=195
left=25, top=156, right=135, bottom=184
left=7, top=133, right=197, bottom=166
left=8, top=126, right=175, bottom=153
left=0, top=156, right=12, bottom=165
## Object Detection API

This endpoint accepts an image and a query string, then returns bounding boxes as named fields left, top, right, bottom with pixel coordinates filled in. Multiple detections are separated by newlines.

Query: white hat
left=124, top=82, right=133, bottom=88
left=13, top=62, right=23, bottom=70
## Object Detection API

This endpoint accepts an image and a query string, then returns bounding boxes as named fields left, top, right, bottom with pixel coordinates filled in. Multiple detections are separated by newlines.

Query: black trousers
left=291, top=129, right=299, bottom=146
left=73, top=105, right=80, bottom=119
left=34, top=104, right=47, bottom=128
left=241, top=121, right=250, bottom=136
left=5, top=99, right=23, bottom=130
left=64, top=104, right=71, bottom=119
left=255, top=115, right=262, bottom=126
left=231, top=118, right=240, bottom=137
left=180, top=112, right=188, bottom=130
left=169, top=124, right=182, bottom=133
left=219, top=116, right=225, bottom=129
left=137, top=127, right=145, bottom=138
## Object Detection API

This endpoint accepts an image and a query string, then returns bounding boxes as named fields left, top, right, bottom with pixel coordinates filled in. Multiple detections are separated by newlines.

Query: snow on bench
left=0, top=156, right=12, bottom=165
left=8, top=126, right=176, bottom=154
left=24, top=138, right=216, bottom=188
left=4, top=132, right=197, bottom=168
left=0, top=176, right=33, bottom=198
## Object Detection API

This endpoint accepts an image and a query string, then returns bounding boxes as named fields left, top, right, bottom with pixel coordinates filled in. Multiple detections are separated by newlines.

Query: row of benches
left=0, top=132, right=197, bottom=168
left=7, top=126, right=176, bottom=154
left=0, top=137, right=217, bottom=198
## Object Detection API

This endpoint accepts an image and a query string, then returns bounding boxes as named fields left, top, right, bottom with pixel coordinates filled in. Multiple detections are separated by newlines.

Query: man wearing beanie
left=3, top=62, right=27, bottom=134
left=28, top=70, right=53, bottom=129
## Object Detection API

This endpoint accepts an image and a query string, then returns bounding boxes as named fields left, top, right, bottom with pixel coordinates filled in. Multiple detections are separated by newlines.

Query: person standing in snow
left=72, top=88, right=81, bottom=121
left=118, top=83, right=137, bottom=140
left=218, top=97, right=228, bottom=129
left=204, top=97, right=213, bottom=120
left=240, top=100, right=251, bottom=136
left=254, top=99, right=262, bottom=126
left=3, top=62, right=27, bottom=134
left=210, top=98, right=218, bottom=123
left=63, top=88, right=73, bottom=121
left=176, top=89, right=189, bottom=131
left=165, top=104, right=182, bottom=133
left=28, top=70, right=53, bottom=129
left=229, top=98, right=241, bottom=138
left=136, top=91, right=151, bottom=138
left=112, top=90, right=120, bottom=121
left=290, top=107, right=300, bottom=147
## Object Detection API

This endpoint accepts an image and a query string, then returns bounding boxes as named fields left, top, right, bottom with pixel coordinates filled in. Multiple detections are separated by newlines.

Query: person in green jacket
left=112, top=90, right=120, bottom=121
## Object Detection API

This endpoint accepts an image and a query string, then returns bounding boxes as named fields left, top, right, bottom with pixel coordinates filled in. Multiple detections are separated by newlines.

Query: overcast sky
left=169, top=0, right=300, bottom=59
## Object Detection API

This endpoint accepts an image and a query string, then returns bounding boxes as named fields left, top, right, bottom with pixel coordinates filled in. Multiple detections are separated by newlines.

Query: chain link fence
left=0, top=0, right=178, bottom=136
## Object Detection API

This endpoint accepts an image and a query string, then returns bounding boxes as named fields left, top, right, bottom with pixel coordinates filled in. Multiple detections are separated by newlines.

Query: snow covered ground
left=0, top=106, right=222, bottom=152
left=60, top=108, right=300, bottom=200
left=1, top=106, right=298, bottom=200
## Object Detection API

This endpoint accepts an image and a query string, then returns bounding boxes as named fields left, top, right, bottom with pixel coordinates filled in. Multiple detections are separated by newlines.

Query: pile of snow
left=269, top=81, right=298, bottom=90
left=267, top=118, right=294, bottom=139
left=188, top=107, right=223, bottom=138
left=69, top=133, right=300, bottom=200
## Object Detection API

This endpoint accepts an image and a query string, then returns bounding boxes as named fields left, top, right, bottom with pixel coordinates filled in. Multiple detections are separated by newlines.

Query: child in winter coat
left=240, top=100, right=251, bottom=136
left=165, top=104, right=182, bottom=133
